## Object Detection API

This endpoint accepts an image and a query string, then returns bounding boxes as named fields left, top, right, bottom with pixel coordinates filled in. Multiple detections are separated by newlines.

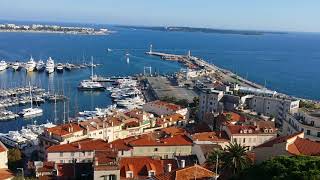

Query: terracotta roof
left=161, top=127, right=187, bottom=136
left=287, top=137, right=320, bottom=156
left=120, top=157, right=166, bottom=179
left=37, top=161, right=55, bottom=173
left=148, top=100, right=182, bottom=111
left=255, top=132, right=304, bottom=148
left=0, top=169, right=14, bottom=180
left=46, top=123, right=83, bottom=137
left=226, top=124, right=277, bottom=135
left=187, top=122, right=212, bottom=134
left=154, top=164, right=216, bottom=180
left=107, top=138, right=133, bottom=151
left=129, top=134, right=193, bottom=147
left=220, top=112, right=246, bottom=123
left=47, top=139, right=109, bottom=152
left=192, top=131, right=229, bottom=142
left=0, top=141, right=7, bottom=153
left=157, top=113, right=185, bottom=125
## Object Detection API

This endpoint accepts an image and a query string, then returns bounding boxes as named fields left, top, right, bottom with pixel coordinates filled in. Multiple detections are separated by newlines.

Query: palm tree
left=222, top=142, right=251, bottom=174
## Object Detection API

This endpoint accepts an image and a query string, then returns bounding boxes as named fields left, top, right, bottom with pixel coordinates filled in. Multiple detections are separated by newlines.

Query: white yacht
left=36, top=60, right=45, bottom=71
left=78, top=80, right=105, bottom=90
left=26, top=56, right=36, bottom=72
left=45, top=57, right=55, bottom=74
left=12, top=61, right=21, bottom=71
left=56, top=63, right=64, bottom=72
left=19, top=82, right=43, bottom=117
left=0, top=60, right=8, bottom=71
left=78, top=56, right=105, bottom=91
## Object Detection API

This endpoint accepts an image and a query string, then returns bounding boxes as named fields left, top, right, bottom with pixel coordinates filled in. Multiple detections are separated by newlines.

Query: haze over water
left=0, top=23, right=319, bottom=132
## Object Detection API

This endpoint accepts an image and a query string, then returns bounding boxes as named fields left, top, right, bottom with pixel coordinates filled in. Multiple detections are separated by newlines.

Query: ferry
left=36, top=60, right=45, bottom=71
left=12, top=61, right=21, bottom=71
left=0, top=60, right=8, bottom=71
left=26, top=56, right=36, bottom=72
left=45, top=57, right=55, bottom=74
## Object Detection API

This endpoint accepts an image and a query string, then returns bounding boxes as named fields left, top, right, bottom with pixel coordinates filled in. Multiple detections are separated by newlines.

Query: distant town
left=0, top=23, right=111, bottom=35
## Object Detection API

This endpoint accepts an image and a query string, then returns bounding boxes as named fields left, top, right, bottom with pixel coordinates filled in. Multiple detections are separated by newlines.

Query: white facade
left=198, top=89, right=224, bottom=121
left=283, top=110, right=320, bottom=141
left=47, top=151, right=95, bottom=164
left=248, top=96, right=299, bottom=124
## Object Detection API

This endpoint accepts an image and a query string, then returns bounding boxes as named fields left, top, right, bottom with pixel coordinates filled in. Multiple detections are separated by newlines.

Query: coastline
left=0, top=29, right=115, bottom=35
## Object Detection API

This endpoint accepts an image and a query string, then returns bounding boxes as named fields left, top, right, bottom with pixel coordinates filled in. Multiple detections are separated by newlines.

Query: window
left=71, top=152, right=74, bottom=156
left=233, top=138, right=237, bottom=143
left=69, top=160, right=72, bottom=163
left=126, top=171, right=133, bottom=178
left=59, top=152, right=63, bottom=157
left=307, top=130, right=311, bottom=135
left=60, top=160, right=64, bottom=163
left=154, top=148, right=158, bottom=152
left=317, top=132, right=320, bottom=137
left=243, top=138, right=246, bottom=143
left=148, top=170, right=156, bottom=177
left=88, top=151, right=92, bottom=156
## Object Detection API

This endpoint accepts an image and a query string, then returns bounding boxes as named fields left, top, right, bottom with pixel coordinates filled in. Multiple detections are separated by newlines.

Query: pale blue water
left=0, top=23, right=319, bottom=132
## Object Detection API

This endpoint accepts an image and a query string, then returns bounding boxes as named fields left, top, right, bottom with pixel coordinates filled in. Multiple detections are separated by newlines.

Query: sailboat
left=78, top=56, right=105, bottom=91
left=19, top=82, right=43, bottom=117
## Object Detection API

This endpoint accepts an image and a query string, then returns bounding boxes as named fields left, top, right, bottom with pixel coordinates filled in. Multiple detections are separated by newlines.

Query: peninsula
left=0, top=23, right=111, bottom=35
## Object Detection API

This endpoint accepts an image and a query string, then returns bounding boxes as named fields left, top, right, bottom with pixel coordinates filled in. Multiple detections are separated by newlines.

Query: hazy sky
left=1, top=0, right=319, bottom=32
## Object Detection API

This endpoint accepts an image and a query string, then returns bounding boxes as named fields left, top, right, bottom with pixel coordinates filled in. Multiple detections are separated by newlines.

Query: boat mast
left=29, top=81, right=33, bottom=109
left=91, top=56, right=94, bottom=80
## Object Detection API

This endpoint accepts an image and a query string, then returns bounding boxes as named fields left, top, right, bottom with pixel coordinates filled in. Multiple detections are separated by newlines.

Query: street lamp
left=17, top=168, right=25, bottom=180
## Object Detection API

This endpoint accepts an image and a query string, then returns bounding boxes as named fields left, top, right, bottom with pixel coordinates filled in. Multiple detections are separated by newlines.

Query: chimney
left=167, top=163, right=172, bottom=172
left=78, top=143, right=81, bottom=149
left=180, top=160, right=185, bottom=168
left=95, top=157, right=99, bottom=166
left=110, top=144, right=113, bottom=149
left=68, top=127, right=71, bottom=133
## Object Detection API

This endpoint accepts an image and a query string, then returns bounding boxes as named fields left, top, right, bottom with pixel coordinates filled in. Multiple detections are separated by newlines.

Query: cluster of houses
left=0, top=84, right=319, bottom=179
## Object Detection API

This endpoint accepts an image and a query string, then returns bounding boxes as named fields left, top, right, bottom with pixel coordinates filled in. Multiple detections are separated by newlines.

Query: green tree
left=236, top=156, right=320, bottom=180
left=8, top=148, right=23, bottom=171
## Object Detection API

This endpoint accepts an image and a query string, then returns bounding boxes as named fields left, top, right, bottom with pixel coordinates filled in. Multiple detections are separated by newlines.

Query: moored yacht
left=78, top=80, right=105, bottom=90
left=36, top=60, right=45, bottom=71
left=26, top=56, right=36, bottom=72
left=19, top=82, right=43, bottom=118
left=12, top=61, right=21, bottom=71
left=56, top=63, right=64, bottom=73
left=65, top=63, right=72, bottom=71
left=0, top=60, right=7, bottom=71
left=45, top=57, right=55, bottom=74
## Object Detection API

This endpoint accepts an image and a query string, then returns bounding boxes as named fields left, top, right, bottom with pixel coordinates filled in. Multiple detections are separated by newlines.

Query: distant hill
left=117, top=25, right=287, bottom=35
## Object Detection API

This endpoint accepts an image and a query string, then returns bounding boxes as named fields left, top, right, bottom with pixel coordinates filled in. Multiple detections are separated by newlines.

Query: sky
left=0, top=0, right=319, bottom=32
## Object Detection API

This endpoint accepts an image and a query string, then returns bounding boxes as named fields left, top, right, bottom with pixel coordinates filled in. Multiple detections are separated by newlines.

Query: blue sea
left=0, top=23, right=319, bottom=132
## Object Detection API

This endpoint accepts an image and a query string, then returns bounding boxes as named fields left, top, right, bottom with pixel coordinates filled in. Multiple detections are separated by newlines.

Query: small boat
left=126, top=56, right=130, bottom=64
left=107, top=48, right=112, bottom=52
left=36, top=60, right=45, bottom=71
left=12, top=61, right=21, bottom=71
left=26, top=57, right=36, bottom=72
left=56, top=63, right=64, bottom=73
left=65, top=63, right=72, bottom=71
left=45, top=57, right=55, bottom=74
left=78, top=80, right=105, bottom=91
left=0, top=60, right=8, bottom=71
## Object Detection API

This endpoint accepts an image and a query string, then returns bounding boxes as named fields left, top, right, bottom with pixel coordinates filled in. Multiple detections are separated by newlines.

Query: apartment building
left=247, top=96, right=300, bottom=124
left=283, top=109, right=320, bottom=141
left=198, top=88, right=224, bottom=121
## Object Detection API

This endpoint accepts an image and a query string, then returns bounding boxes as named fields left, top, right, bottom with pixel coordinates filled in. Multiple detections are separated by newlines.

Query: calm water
left=0, top=25, right=319, bottom=132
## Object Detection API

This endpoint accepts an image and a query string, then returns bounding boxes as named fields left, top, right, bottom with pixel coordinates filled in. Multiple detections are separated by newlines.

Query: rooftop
left=129, top=134, right=193, bottom=147
left=226, top=124, right=277, bottom=135
left=192, top=131, right=229, bottom=142
left=46, top=123, right=83, bottom=137
left=47, top=139, right=109, bottom=152
left=149, top=100, right=183, bottom=111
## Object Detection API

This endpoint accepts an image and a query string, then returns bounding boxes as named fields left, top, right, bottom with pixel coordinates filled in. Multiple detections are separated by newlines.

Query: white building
left=283, top=109, right=320, bottom=141
left=248, top=96, right=300, bottom=124
left=198, top=88, right=224, bottom=121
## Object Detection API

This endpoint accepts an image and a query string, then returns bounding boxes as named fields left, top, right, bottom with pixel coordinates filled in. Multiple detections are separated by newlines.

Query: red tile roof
left=220, top=112, right=246, bottom=122
left=287, top=137, right=320, bottom=156
left=156, top=113, right=185, bottom=125
left=120, top=157, right=165, bottom=179
left=0, top=141, right=7, bottom=153
left=226, top=124, right=277, bottom=135
left=47, top=139, right=109, bottom=152
left=161, top=127, right=187, bottom=136
left=149, top=100, right=182, bottom=111
left=46, top=123, right=83, bottom=137
left=154, top=164, right=216, bottom=180
left=0, top=169, right=14, bottom=180
left=107, top=138, right=133, bottom=151
left=192, top=131, right=229, bottom=142
left=129, top=134, right=193, bottom=147
left=256, top=132, right=304, bottom=148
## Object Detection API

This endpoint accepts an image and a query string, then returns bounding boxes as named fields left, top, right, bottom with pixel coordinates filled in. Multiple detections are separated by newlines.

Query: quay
left=145, top=45, right=264, bottom=89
